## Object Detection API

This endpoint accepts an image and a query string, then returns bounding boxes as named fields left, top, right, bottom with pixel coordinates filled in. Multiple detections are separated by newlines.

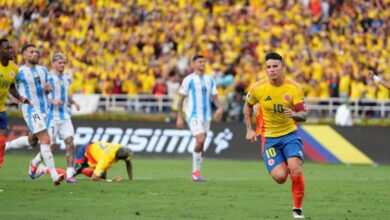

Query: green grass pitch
left=0, top=152, right=389, bottom=220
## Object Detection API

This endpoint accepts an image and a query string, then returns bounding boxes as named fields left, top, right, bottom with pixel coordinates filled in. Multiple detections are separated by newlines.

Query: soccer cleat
left=34, top=164, right=46, bottom=179
left=54, top=174, right=65, bottom=186
left=28, top=161, right=38, bottom=180
left=292, top=208, right=305, bottom=218
left=192, top=170, right=207, bottom=182
left=66, top=176, right=77, bottom=183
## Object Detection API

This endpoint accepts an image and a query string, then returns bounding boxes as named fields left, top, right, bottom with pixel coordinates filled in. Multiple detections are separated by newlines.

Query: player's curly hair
left=115, top=147, right=132, bottom=161
left=51, top=52, right=67, bottom=63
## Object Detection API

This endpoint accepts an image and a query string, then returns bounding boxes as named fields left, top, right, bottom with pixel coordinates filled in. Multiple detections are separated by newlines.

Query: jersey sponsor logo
left=283, top=94, right=291, bottom=103
left=72, top=127, right=233, bottom=155
left=268, top=159, right=275, bottom=166
left=264, top=96, right=272, bottom=101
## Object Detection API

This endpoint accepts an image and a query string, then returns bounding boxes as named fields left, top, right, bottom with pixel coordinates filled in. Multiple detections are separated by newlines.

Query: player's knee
left=64, top=137, right=73, bottom=146
left=272, top=174, right=288, bottom=184
left=38, top=131, right=50, bottom=144
left=289, top=166, right=302, bottom=176
left=28, top=135, right=38, bottom=146
left=270, top=169, right=289, bottom=184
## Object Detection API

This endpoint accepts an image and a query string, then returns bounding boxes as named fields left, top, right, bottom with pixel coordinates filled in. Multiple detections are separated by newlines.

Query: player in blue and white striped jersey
left=176, top=55, right=223, bottom=182
left=45, top=52, right=80, bottom=183
left=15, top=44, right=64, bottom=186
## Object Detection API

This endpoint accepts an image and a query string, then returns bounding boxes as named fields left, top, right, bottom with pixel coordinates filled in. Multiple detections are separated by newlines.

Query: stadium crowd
left=0, top=0, right=389, bottom=119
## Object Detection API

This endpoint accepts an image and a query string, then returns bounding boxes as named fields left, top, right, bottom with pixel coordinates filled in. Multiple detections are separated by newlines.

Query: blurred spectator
left=152, top=74, right=167, bottom=97
left=112, top=74, right=123, bottom=95
left=12, top=8, right=23, bottom=31
left=335, top=99, right=353, bottom=126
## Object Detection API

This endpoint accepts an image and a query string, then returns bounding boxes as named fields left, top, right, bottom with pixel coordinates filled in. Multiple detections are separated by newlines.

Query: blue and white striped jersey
left=178, top=73, right=218, bottom=122
left=46, top=72, right=72, bottom=122
left=16, top=64, right=49, bottom=116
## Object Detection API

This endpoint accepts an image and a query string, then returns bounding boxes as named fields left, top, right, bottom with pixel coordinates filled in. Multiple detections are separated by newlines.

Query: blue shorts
left=0, top=112, right=7, bottom=129
left=74, top=144, right=90, bottom=175
left=262, top=131, right=304, bottom=173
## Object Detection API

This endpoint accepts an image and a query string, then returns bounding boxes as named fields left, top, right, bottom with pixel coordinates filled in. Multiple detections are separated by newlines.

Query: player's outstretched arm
left=243, top=102, right=257, bottom=143
left=125, top=160, right=133, bottom=181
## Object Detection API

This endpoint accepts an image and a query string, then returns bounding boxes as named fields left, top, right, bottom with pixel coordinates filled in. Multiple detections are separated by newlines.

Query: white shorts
left=47, top=119, right=75, bottom=144
left=23, top=111, right=47, bottom=134
left=187, top=118, right=210, bottom=136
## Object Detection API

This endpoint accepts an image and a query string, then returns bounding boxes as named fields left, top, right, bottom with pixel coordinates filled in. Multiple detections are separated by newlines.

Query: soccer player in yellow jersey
left=244, top=52, right=308, bottom=219
left=0, top=39, right=30, bottom=168
left=73, top=142, right=133, bottom=182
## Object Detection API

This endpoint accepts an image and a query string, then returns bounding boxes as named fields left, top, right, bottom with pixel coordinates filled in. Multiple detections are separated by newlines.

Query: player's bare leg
left=269, top=162, right=289, bottom=184
left=192, top=133, right=206, bottom=182
left=64, top=136, right=76, bottom=183
left=287, top=157, right=305, bottom=218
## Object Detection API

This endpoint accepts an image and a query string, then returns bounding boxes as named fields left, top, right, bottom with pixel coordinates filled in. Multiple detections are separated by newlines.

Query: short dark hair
left=115, top=147, right=132, bottom=161
left=193, top=55, right=205, bottom=61
left=265, top=52, right=283, bottom=62
left=21, top=44, right=36, bottom=54
left=0, top=39, right=9, bottom=47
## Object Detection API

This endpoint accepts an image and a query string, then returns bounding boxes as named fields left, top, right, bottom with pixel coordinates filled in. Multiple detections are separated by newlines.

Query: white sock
left=6, top=136, right=30, bottom=150
left=66, top=167, right=75, bottom=178
left=192, top=152, right=203, bottom=172
left=40, top=144, right=59, bottom=181
left=31, top=153, right=42, bottom=166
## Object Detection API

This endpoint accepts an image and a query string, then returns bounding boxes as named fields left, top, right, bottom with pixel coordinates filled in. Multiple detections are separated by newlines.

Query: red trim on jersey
left=85, top=144, right=97, bottom=167
left=255, top=107, right=265, bottom=136
left=294, top=102, right=307, bottom=112
left=74, top=158, right=86, bottom=164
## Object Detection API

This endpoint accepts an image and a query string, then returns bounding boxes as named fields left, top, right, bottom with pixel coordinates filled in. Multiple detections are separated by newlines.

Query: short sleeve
left=15, top=68, right=23, bottom=84
left=210, top=77, right=218, bottom=95
left=11, top=64, right=18, bottom=84
left=42, top=66, right=49, bottom=82
left=178, top=76, right=190, bottom=96
left=245, top=87, right=259, bottom=105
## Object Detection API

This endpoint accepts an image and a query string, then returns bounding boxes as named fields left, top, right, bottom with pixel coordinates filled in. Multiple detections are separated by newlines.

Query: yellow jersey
left=0, top=61, right=18, bottom=111
left=85, top=142, right=125, bottom=177
left=246, top=78, right=306, bottom=138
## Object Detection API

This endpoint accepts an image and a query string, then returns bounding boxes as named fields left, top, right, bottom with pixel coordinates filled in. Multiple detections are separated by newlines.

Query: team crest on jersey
left=191, top=119, right=198, bottom=126
left=10, top=71, right=15, bottom=77
left=268, top=159, right=275, bottom=166
left=283, top=94, right=291, bottom=103
left=33, top=71, right=39, bottom=77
